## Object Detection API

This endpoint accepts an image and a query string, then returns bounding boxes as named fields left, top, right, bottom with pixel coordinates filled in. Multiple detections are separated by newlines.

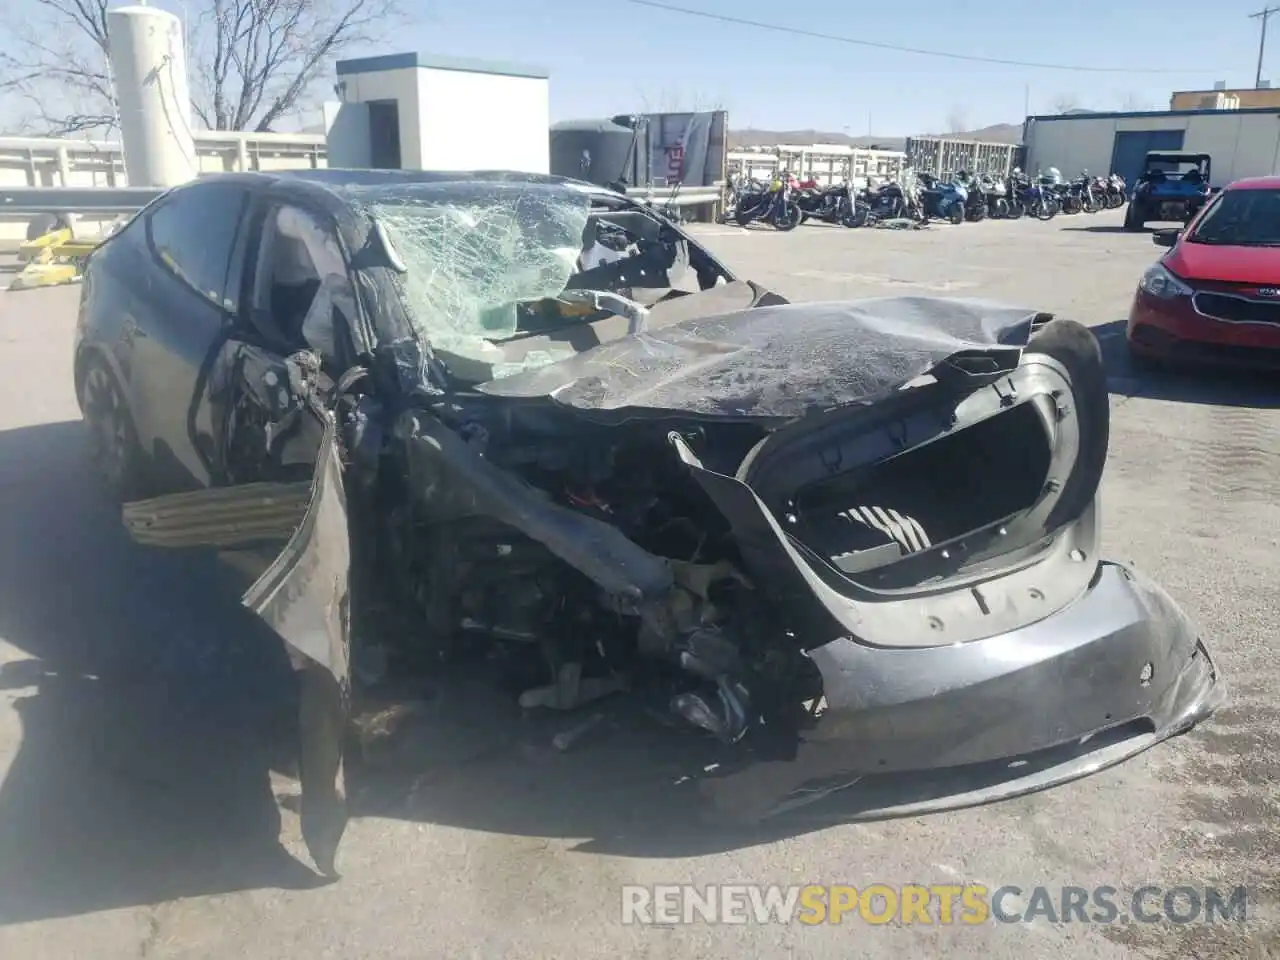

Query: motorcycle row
left=727, top=169, right=1130, bottom=231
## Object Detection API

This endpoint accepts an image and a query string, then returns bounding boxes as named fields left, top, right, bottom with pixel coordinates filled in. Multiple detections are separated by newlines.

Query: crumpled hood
left=476, top=296, right=1040, bottom=418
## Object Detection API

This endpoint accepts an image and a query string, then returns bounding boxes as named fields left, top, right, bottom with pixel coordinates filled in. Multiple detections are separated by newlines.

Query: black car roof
left=266, top=167, right=605, bottom=200
left=193, top=168, right=615, bottom=221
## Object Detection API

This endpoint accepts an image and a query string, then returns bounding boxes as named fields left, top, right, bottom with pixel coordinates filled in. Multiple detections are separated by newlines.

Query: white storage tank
left=106, top=5, right=198, bottom=187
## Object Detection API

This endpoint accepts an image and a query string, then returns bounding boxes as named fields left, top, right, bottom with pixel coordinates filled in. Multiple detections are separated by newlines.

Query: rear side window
left=146, top=182, right=250, bottom=310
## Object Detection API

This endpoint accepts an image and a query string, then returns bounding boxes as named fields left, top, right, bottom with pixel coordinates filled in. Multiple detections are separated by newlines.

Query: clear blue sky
left=371, top=0, right=1272, bottom=134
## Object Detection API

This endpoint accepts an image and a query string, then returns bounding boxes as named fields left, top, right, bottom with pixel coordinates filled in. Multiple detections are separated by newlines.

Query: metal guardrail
left=624, top=185, right=723, bottom=207
left=0, top=183, right=723, bottom=219
left=0, top=186, right=164, bottom=217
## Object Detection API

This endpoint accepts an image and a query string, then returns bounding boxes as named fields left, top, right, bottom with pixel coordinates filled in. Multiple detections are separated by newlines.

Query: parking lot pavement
left=0, top=211, right=1275, bottom=959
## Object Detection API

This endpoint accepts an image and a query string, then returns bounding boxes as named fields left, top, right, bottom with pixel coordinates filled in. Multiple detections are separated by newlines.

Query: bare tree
left=1116, top=91, right=1153, bottom=111
left=1051, top=94, right=1081, bottom=115
left=945, top=105, right=969, bottom=134
left=1, top=0, right=401, bottom=136
left=0, top=0, right=118, bottom=135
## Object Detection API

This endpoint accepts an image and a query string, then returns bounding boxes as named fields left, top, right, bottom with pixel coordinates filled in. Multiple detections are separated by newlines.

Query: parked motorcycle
left=718, top=175, right=755, bottom=223
left=1048, top=180, right=1077, bottom=215
left=1006, top=169, right=1059, bottom=220
left=861, top=180, right=914, bottom=221
left=734, top=173, right=803, bottom=230
left=957, top=171, right=988, bottom=222
left=1073, top=171, right=1103, bottom=214
left=916, top=172, right=967, bottom=224
left=982, top=173, right=1010, bottom=218
left=795, top=179, right=861, bottom=226
left=1105, top=173, right=1127, bottom=208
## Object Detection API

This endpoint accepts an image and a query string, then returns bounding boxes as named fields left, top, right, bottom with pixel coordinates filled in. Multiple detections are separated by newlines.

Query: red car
left=1127, top=175, right=1280, bottom=369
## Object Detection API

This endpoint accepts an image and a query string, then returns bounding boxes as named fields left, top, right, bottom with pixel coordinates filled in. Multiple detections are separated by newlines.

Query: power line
left=623, top=0, right=1200, bottom=74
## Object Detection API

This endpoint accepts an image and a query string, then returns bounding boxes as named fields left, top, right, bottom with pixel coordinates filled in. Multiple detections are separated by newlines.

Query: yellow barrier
left=8, top=228, right=99, bottom=291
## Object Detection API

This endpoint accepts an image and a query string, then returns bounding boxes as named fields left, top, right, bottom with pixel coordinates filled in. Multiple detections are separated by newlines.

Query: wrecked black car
left=74, top=169, right=1222, bottom=875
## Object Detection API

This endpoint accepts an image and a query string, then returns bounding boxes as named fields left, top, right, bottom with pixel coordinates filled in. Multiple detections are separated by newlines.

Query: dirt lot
left=0, top=211, right=1275, bottom=959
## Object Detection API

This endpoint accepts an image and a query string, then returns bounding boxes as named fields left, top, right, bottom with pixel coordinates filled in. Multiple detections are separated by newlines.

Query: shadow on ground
left=0, top=421, right=323, bottom=925
left=1061, top=223, right=1145, bottom=234
left=1092, top=319, right=1280, bottom=408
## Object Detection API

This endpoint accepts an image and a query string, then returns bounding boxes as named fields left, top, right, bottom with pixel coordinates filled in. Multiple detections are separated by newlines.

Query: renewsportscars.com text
left=620, top=884, right=1249, bottom=926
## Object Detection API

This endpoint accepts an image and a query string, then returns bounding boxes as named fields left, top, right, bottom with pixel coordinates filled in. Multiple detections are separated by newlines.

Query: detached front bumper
left=700, top=561, right=1222, bottom=821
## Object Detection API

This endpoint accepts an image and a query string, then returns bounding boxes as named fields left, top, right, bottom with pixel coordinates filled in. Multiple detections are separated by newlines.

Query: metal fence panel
left=904, top=137, right=1020, bottom=178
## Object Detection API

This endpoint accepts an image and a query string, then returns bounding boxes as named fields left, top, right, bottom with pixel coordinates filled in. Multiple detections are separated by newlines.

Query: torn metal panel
left=241, top=413, right=351, bottom=683
left=240, top=411, right=351, bottom=877
left=122, top=481, right=311, bottom=548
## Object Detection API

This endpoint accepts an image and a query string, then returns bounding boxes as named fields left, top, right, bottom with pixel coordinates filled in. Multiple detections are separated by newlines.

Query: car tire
left=1123, top=203, right=1143, bottom=231
left=79, top=356, right=149, bottom=501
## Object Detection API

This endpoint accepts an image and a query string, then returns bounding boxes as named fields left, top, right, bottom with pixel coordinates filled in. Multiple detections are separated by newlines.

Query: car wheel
left=1123, top=204, right=1143, bottom=231
left=79, top=357, right=148, bottom=501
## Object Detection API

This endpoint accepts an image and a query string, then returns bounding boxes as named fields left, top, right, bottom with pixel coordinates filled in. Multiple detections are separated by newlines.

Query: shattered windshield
left=347, top=181, right=591, bottom=367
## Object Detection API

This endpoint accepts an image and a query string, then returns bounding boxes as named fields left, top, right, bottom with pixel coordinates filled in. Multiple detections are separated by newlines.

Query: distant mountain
left=728, top=122, right=1023, bottom=151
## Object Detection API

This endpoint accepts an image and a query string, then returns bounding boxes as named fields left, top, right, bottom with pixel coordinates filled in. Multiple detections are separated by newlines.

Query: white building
left=324, top=52, right=550, bottom=174
left=1023, top=106, right=1280, bottom=188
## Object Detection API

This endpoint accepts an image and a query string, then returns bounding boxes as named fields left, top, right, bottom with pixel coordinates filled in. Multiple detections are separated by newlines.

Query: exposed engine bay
left=347, top=321, right=1090, bottom=746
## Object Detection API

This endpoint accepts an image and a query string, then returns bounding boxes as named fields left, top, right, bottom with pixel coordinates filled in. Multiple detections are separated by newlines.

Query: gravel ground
left=0, top=211, right=1275, bottom=959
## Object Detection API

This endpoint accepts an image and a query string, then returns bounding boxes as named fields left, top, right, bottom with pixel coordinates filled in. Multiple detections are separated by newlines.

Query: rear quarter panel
left=76, top=230, right=145, bottom=414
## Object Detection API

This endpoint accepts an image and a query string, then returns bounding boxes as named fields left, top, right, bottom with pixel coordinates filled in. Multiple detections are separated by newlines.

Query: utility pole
left=1250, top=6, right=1280, bottom=88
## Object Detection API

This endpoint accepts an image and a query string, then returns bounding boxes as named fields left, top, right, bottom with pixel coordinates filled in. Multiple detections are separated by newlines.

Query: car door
left=119, top=197, right=357, bottom=876
left=129, top=180, right=252, bottom=492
